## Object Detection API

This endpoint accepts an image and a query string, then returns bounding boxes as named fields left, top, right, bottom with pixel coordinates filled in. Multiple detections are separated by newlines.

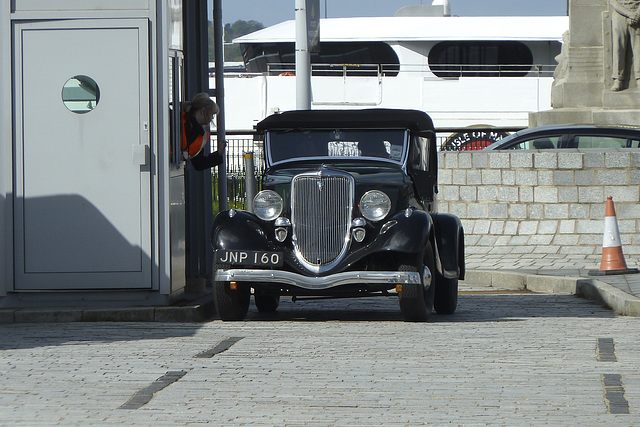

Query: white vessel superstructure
left=219, top=12, right=568, bottom=132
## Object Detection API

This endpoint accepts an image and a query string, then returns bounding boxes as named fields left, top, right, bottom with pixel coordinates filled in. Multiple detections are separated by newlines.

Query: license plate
left=215, top=250, right=283, bottom=267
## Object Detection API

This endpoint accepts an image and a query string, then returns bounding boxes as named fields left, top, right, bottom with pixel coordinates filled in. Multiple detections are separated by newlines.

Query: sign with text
left=441, top=129, right=510, bottom=151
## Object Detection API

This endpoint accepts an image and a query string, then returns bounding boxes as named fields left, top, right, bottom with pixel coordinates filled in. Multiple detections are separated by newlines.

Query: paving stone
left=1, top=293, right=639, bottom=425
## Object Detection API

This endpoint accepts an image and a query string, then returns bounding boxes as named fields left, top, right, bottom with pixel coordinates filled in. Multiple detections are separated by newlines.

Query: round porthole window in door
left=61, top=75, right=100, bottom=114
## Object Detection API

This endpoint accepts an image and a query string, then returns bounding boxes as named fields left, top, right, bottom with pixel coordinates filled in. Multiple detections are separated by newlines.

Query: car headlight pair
left=253, top=189, right=391, bottom=222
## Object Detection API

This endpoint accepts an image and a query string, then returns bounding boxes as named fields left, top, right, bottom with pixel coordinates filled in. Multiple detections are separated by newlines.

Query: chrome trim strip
left=214, top=269, right=428, bottom=291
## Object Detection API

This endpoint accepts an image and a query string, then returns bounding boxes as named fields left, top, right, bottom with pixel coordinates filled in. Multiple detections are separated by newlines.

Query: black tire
left=398, top=263, right=425, bottom=321
left=433, top=273, right=458, bottom=315
left=422, top=245, right=436, bottom=313
left=398, top=246, right=434, bottom=322
left=254, top=294, right=280, bottom=312
left=213, top=265, right=250, bottom=321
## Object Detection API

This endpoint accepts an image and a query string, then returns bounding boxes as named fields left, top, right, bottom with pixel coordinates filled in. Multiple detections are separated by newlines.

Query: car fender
left=374, top=209, right=432, bottom=254
left=431, top=213, right=465, bottom=280
left=211, top=210, right=271, bottom=251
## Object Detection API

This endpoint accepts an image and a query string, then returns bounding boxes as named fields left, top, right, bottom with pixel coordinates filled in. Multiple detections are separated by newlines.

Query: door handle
left=132, top=144, right=149, bottom=166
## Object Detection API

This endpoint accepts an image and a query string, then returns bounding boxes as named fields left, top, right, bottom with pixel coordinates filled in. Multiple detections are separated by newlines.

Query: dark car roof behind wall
left=256, top=109, right=435, bottom=134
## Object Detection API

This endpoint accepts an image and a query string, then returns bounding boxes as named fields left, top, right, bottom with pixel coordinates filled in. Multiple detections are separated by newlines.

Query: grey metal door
left=13, top=19, right=152, bottom=290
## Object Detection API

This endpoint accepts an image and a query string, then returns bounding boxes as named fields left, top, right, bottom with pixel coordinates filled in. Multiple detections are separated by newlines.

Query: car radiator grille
left=291, top=171, right=353, bottom=272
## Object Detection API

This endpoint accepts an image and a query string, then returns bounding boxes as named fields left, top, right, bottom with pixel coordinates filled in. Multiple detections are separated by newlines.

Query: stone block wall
left=437, top=149, right=640, bottom=268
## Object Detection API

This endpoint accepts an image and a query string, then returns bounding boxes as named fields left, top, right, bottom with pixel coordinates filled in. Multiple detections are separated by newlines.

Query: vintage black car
left=211, top=109, right=465, bottom=321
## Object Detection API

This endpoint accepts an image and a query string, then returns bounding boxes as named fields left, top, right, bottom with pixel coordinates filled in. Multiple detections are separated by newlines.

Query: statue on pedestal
left=610, top=0, right=640, bottom=91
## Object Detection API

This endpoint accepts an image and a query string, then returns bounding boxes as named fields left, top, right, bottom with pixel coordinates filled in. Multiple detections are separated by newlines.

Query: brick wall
left=437, top=150, right=640, bottom=268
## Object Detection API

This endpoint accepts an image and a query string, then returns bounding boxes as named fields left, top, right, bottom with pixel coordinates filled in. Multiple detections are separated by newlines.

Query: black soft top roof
left=256, top=109, right=434, bottom=134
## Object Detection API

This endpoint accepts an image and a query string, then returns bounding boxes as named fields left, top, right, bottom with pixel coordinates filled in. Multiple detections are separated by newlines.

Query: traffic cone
left=589, top=196, right=639, bottom=276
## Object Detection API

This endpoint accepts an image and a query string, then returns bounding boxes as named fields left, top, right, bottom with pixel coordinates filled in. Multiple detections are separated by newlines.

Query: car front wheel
left=213, top=264, right=250, bottom=321
left=398, top=246, right=435, bottom=322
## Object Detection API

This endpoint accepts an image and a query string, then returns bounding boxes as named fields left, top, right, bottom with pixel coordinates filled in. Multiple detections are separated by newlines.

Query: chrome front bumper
left=214, top=268, right=431, bottom=291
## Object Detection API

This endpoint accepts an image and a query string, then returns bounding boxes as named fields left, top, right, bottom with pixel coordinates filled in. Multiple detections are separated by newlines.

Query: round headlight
left=359, top=190, right=391, bottom=222
left=254, top=190, right=283, bottom=221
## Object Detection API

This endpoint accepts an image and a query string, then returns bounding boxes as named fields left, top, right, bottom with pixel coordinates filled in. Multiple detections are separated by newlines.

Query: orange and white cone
left=589, top=196, right=639, bottom=276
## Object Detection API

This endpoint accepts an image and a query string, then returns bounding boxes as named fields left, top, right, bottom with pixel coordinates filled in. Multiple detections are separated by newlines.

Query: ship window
left=241, top=42, right=400, bottom=76
left=428, top=41, right=533, bottom=78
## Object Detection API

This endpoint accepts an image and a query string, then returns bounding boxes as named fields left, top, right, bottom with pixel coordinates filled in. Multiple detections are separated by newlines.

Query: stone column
left=551, top=0, right=606, bottom=110
left=532, top=0, right=640, bottom=126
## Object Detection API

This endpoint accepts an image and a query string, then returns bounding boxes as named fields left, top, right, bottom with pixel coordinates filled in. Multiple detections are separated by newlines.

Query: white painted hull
left=219, top=74, right=554, bottom=131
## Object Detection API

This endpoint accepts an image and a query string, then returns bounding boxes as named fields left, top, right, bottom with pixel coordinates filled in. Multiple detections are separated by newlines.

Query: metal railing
left=211, top=134, right=264, bottom=213
left=233, top=62, right=558, bottom=79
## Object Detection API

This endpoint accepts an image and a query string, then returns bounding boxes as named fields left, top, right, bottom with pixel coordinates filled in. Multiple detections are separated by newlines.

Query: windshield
left=267, top=129, right=407, bottom=165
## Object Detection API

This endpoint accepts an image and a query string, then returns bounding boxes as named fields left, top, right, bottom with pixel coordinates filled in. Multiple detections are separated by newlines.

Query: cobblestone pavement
left=1, top=285, right=639, bottom=426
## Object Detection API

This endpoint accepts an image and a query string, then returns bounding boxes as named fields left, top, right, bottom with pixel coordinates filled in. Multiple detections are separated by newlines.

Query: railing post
left=244, top=152, right=256, bottom=212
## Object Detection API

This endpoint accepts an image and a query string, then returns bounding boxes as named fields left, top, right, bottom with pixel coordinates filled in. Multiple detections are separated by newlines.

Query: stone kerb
left=437, top=149, right=640, bottom=267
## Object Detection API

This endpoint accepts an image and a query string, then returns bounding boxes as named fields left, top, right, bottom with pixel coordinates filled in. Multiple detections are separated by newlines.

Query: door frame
left=12, top=18, right=154, bottom=291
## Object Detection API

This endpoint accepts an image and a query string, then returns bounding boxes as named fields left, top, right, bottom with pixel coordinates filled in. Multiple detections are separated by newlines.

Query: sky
left=220, top=0, right=568, bottom=27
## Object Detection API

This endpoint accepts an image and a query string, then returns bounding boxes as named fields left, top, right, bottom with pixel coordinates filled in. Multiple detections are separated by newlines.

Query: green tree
left=209, top=20, right=264, bottom=63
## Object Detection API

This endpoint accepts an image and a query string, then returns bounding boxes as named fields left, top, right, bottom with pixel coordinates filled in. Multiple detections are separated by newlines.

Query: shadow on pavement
left=0, top=293, right=616, bottom=351
left=236, top=292, right=616, bottom=323
left=0, top=323, right=205, bottom=350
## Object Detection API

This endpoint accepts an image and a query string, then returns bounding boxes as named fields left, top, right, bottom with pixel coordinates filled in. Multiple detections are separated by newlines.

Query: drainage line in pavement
left=119, top=370, right=188, bottom=410
left=194, top=336, right=244, bottom=358
left=602, top=374, right=630, bottom=414
left=597, top=338, right=617, bottom=362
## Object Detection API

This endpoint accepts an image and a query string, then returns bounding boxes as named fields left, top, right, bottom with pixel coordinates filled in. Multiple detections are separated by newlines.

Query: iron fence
left=211, top=134, right=264, bottom=213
